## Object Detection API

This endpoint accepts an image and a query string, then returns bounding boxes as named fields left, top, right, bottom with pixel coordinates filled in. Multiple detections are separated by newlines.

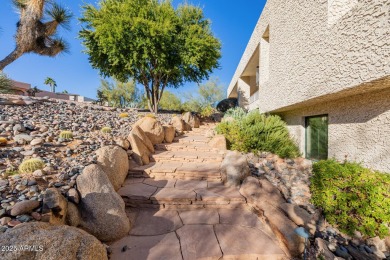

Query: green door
left=305, top=115, right=328, bottom=160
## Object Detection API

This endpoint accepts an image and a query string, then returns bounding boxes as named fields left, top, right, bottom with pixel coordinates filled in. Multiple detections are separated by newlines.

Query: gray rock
left=0, top=222, right=107, bottom=260
left=13, top=134, right=33, bottom=144
left=10, top=200, right=40, bottom=216
left=76, top=164, right=130, bottom=242
left=220, top=151, right=250, bottom=186
left=95, top=145, right=129, bottom=191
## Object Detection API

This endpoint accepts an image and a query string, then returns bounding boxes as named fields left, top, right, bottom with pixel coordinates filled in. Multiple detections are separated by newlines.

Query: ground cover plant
left=311, top=159, right=390, bottom=238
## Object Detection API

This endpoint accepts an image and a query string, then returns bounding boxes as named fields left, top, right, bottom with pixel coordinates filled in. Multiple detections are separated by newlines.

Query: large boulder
left=182, top=112, right=200, bottom=128
left=208, top=135, right=227, bottom=150
left=0, top=222, right=107, bottom=260
left=76, top=164, right=130, bottom=242
left=220, top=151, right=250, bottom=186
left=133, top=117, right=164, bottom=144
left=171, top=116, right=186, bottom=134
left=128, top=126, right=153, bottom=165
left=216, top=98, right=238, bottom=113
left=96, top=145, right=129, bottom=191
left=129, top=125, right=154, bottom=153
left=163, top=125, right=176, bottom=143
left=41, top=188, right=68, bottom=225
left=239, top=177, right=305, bottom=257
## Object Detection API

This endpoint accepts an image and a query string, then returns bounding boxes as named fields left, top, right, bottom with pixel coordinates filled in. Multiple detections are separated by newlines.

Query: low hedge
left=216, top=109, right=300, bottom=158
left=311, top=160, right=390, bottom=238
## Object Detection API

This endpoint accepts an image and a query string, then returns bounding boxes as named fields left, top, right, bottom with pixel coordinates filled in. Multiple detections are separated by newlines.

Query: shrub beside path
left=109, top=123, right=288, bottom=260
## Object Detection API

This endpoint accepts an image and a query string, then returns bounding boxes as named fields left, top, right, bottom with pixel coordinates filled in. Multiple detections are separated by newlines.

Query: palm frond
left=46, top=3, right=72, bottom=30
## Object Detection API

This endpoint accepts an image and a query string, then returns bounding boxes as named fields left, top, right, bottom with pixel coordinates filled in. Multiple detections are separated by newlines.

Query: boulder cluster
left=235, top=152, right=390, bottom=259
left=0, top=95, right=201, bottom=259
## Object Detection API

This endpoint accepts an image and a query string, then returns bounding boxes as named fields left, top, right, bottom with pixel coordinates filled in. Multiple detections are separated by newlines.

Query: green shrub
left=216, top=110, right=300, bottom=158
left=200, top=105, right=215, bottom=118
left=59, top=130, right=73, bottom=139
left=19, top=158, right=45, bottom=173
left=223, top=107, right=247, bottom=120
left=311, top=160, right=390, bottom=238
left=101, top=127, right=112, bottom=134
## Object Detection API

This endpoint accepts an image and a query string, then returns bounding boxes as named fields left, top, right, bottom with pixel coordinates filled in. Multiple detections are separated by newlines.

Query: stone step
left=109, top=208, right=286, bottom=259
left=128, top=162, right=223, bottom=181
left=150, top=150, right=224, bottom=163
left=155, top=142, right=217, bottom=152
left=175, top=135, right=210, bottom=144
left=118, top=178, right=246, bottom=210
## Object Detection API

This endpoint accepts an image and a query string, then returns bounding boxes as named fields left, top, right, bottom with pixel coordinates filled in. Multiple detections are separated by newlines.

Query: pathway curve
left=109, top=123, right=288, bottom=260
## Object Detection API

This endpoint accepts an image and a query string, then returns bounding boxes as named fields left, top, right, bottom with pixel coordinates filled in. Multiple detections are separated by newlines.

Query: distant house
left=9, top=79, right=95, bottom=103
left=10, top=80, right=31, bottom=95
left=227, top=0, right=389, bottom=172
left=34, top=91, right=95, bottom=103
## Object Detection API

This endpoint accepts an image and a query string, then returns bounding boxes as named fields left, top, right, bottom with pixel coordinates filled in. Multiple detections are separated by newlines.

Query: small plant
left=19, top=158, right=45, bottom=174
left=200, top=105, right=215, bottom=118
left=59, top=130, right=73, bottom=139
left=0, top=137, right=7, bottom=146
left=101, top=126, right=112, bottom=134
left=5, top=169, right=19, bottom=176
left=145, top=113, right=156, bottom=119
left=119, top=113, right=129, bottom=118
left=311, top=160, right=390, bottom=238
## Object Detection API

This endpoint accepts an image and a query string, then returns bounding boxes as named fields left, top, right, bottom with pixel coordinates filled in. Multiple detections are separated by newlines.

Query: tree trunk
left=0, top=49, right=22, bottom=71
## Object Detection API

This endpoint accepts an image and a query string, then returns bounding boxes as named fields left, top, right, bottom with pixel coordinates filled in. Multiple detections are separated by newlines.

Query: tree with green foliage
left=79, top=0, right=221, bottom=113
left=98, top=78, right=141, bottom=108
left=158, top=91, right=182, bottom=111
left=182, top=77, right=224, bottom=116
left=0, top=73, right=14, bottom=94
left=44, top=77, right=57, bottom=92
left=0, top=0, right=72, bottom=70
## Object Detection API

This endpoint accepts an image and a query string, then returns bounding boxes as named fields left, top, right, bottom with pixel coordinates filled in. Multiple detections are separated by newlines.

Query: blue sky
left=0, top=0, right=266, bottom=99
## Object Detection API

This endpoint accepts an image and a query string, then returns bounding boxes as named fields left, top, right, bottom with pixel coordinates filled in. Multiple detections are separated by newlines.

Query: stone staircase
left=109, top=123, right=288, bottom=260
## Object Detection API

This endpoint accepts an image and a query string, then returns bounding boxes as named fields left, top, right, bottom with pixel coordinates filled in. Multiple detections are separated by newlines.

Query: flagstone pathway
left=109, top=124, right=287, bottom=260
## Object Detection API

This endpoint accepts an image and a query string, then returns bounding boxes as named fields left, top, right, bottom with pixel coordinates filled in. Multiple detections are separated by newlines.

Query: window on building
left=305, top=115, right=329, bottom=160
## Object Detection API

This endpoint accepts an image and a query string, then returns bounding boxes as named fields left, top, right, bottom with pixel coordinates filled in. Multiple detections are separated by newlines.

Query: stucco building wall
left=227, top=0, right=390, bottom=172
left=278, top=88, right=390, bottom=173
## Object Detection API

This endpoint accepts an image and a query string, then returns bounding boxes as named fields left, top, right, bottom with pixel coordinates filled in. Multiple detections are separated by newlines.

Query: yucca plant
left=101, top=126, right=112, bottom=134
left=19, top=158, right=45, bottom=173
left=59, top=130, right=73, bottom=139
left=0, top=1, right=73, bottom=70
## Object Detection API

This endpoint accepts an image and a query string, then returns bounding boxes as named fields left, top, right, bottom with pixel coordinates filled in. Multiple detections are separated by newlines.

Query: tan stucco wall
left=278, top=88, right=390, bottom=172
left=228, top=0, right=390, bottom=112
